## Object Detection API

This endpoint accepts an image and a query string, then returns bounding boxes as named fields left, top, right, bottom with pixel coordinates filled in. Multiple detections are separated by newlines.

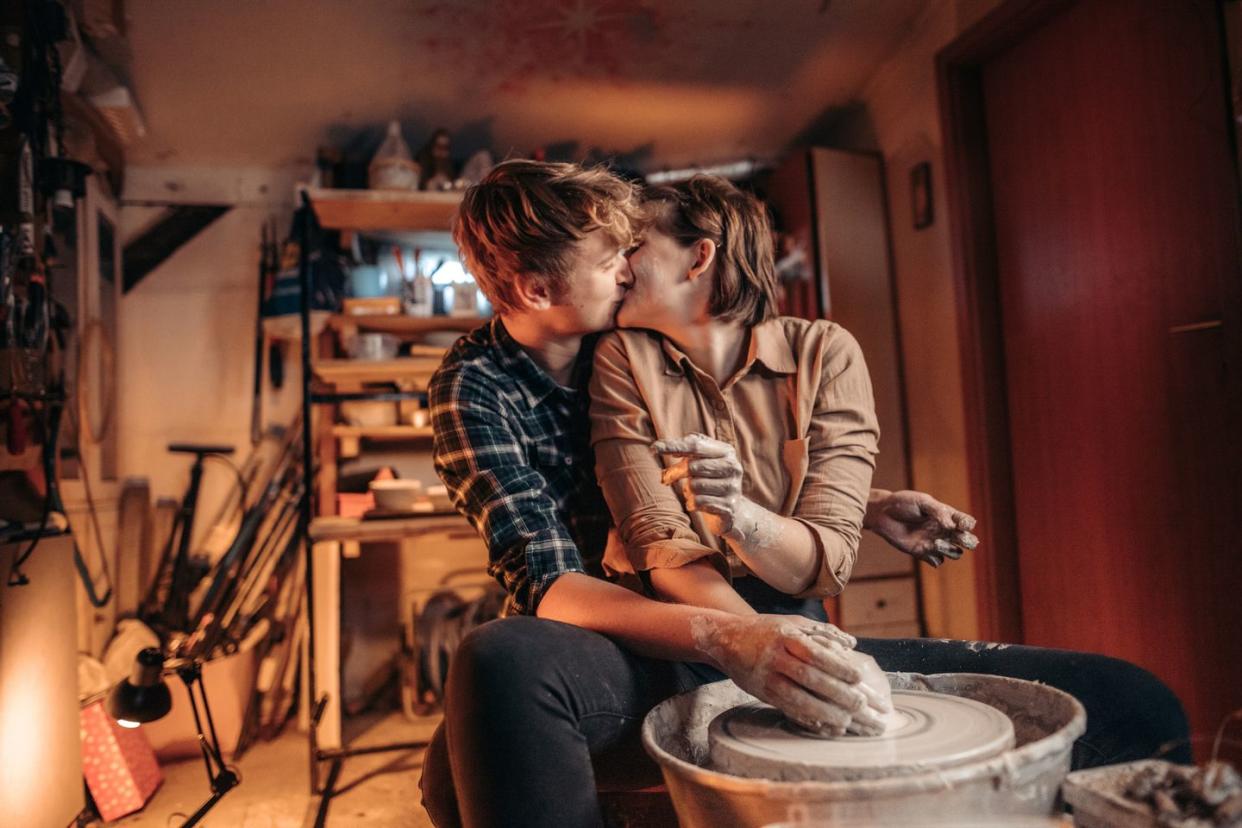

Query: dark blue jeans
left=419, top=596, right=1189, bottom=827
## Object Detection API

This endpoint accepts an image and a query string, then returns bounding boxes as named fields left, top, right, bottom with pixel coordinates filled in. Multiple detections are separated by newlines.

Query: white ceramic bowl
left=340, top=400, right=398, bottom=427
left=369, top=479, right=423, bottom=512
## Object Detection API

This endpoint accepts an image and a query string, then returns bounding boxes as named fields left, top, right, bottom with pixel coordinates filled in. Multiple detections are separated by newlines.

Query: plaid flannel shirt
left=429, top=319, right=611, bottom=615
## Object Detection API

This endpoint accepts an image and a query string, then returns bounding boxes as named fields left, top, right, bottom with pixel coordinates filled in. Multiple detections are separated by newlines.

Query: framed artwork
left=911, top=161, right=934, bottom=230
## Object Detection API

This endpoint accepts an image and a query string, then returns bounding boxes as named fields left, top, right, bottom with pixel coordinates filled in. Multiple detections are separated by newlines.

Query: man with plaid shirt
left=419, top=161, right=1188, bottom=828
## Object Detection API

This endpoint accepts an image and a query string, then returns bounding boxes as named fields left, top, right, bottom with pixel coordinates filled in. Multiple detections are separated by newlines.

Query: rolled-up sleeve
left=589, top=334, right=726, bottom=577
left=791, top=327, right=879, bottom=598
left=430, top=367, right=585, bottom=615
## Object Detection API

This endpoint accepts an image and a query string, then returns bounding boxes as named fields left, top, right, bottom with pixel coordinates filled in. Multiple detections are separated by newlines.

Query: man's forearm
left=535, top=572, right=736, bottom=664
left=648, top=559, right=757, bottom=616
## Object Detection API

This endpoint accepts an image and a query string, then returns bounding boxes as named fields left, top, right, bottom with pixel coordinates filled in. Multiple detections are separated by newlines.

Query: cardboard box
left=80, top=700, right=162, bottom=821
left=141, top=647, right=258, bottom=761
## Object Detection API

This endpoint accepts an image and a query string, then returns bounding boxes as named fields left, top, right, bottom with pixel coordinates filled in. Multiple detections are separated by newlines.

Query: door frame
left=935, top=0, right=1074, bottom=644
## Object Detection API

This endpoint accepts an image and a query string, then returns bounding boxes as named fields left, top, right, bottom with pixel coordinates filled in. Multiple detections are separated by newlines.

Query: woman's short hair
left=640, top=176, right=779, bottom=326
left=453, top=160, right=641, bottom=314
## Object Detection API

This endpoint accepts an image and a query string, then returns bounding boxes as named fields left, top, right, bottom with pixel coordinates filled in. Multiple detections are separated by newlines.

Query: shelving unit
left=296, top=188, right=482, bottom=798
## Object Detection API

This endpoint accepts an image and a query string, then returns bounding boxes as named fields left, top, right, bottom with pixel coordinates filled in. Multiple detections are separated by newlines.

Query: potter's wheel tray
left=708, top=690, right=1015, bottom=782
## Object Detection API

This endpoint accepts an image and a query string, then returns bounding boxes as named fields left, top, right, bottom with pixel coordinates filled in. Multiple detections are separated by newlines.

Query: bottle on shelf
left=403, top=248, right=433, bottom=318
left=368, top=121, right=421, bottom=191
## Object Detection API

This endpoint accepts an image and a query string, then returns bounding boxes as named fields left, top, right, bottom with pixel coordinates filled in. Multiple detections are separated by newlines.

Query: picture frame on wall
left=911, top=161, right=933, bottom=230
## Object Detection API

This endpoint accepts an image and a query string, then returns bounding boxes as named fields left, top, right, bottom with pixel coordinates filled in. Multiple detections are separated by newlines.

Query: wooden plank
left=331, top=425, right=434, bottom=441
left=312, top=357, right=441, bottom=387
left=311, top=540, right=342, bottom=749
left=122, top=205, right=232, bottom=293
left=305, top=187, right=463, bottom=232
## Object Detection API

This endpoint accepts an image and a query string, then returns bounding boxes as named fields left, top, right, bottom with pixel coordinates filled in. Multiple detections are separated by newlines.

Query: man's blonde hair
left=453, top=161, right=642, bottom=314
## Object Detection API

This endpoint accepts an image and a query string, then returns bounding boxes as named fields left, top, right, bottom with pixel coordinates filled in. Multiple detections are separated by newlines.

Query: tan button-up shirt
left=589, top=317, right=879, bottom=598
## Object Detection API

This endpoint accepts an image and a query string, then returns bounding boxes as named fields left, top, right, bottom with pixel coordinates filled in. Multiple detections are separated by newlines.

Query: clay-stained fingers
left=660, top=457, right=691, bottom=486
left=846, top=706, right=887, bottom=736
left=687, top=477, right=741, bottom=498
left=772, top=651, right=867, bottom=715
left=932, top=538, right=964, bottom=558
left=764, top=674, right=852, bottom=735
left=782, top=633, right=862, bottom=684
left=687, top=456, right=743, bottom=479
left=923, top=552, right=945, bottom=567
left=797, top=620, right=857, bottom=650
left=955, top=530, right=979, bottom=549
left=954, top=512, right=978, bottom=532
left=690, top=495, right=733, bottom=516
left=653, top=433, right=735, bottom=458
left=855, top=676, right=893, bottom=716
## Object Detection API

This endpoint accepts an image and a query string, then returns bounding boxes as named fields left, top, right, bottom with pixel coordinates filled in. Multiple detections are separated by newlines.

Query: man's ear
left=686, top=239, right=717, bottom=282
left=513, top=272, right=553, bottom=311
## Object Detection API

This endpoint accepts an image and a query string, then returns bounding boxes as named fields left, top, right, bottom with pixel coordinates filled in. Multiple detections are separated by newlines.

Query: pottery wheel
left=708, top=690, right=1015, bottom=782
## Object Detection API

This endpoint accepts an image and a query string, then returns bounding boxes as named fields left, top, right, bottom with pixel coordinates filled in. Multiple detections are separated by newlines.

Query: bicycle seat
left=167, top=443, right=235, bottom=456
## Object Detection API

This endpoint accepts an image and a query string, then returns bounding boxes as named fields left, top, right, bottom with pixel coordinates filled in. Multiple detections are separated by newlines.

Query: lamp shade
left=105, top=648, right=171, bottom=726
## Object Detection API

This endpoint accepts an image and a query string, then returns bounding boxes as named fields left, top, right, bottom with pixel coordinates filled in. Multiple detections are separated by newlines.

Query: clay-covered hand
left=691, top=612, right=891, bottom=737
left=654, top=432, right=753, bottom=537
left=865, top=489, right=979, bottom=567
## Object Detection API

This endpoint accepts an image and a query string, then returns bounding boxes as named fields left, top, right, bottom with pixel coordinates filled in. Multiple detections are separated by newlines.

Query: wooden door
left=976, top=0, right=1242, bottom=742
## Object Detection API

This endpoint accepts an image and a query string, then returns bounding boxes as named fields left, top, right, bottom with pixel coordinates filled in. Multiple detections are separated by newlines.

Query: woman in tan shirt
left=590, top=175, right=880, bottom=618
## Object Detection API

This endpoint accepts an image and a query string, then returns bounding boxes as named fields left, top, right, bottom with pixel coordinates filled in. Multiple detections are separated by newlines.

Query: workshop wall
left=118, top=165, right=304, bottom=540
left=851, top=0, right=1003, bottom=641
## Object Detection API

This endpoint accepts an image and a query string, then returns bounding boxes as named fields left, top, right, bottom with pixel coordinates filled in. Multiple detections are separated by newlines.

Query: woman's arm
left=589, top=332, right=733, bottom=582
left=655, top=325, right=879, bottom=597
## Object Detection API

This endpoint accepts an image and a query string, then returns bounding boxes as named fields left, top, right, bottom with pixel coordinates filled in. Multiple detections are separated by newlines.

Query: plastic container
left=345, top=332, right=400, bottom=360
left=349, top=265, right=398, bottom=299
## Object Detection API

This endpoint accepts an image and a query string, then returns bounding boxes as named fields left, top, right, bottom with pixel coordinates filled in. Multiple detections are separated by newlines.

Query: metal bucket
left=641, top=672, right=1086, bottom=827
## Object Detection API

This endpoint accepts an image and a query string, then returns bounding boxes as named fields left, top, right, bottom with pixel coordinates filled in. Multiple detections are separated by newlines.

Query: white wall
left=118, top=166, right=306, bottom=543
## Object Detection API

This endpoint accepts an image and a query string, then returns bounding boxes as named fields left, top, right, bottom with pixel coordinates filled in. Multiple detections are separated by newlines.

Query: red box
left=79, top=700, right=163, bottom=821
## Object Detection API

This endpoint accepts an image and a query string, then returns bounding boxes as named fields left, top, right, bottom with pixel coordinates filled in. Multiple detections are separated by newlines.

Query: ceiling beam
left=122, top=205, right=231, bottom=293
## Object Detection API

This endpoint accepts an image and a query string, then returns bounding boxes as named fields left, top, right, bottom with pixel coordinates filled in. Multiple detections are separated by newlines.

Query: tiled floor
left=109, top=711, right=440, bottom=828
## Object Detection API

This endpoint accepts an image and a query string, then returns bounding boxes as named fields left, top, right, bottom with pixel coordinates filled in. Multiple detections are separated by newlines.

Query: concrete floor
left=106, top=711, right=440, bottom=828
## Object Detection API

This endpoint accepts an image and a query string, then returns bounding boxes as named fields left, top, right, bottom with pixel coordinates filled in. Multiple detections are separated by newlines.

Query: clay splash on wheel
left=708, top=690, right=1016, bottom=783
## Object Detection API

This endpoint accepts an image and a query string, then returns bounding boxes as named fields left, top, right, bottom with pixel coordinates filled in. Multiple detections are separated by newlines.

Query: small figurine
left=417, top=129, right=455, bottom=191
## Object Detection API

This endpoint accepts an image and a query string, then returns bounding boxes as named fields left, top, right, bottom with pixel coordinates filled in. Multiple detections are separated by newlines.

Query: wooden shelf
left=310, top=513, right=469, bottom=544
left=313, top=357, right=441, bottom=387
left=332, top=424, right=434, bottom=457
left=329, top=314, right=486, bottom=337
left=332, top=424, right=434, bottom=440
left=305, top=187, right=463, bottom=232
